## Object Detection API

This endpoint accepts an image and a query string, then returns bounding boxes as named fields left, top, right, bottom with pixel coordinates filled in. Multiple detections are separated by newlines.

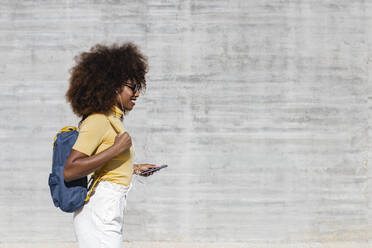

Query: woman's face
left=116, top=81, right=140, bottom=112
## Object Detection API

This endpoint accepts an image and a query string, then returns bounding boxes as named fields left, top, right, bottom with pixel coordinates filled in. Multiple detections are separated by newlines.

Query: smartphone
left=139, top=165, right=168, bottom=176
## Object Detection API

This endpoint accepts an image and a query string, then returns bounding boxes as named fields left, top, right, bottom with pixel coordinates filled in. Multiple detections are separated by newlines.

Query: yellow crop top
left=72, top=105, right=134, bottom=187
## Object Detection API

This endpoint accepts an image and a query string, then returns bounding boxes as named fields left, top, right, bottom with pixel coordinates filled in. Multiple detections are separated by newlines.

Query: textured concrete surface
left=0, top=0, right=371, bottom=246
left=0, top=242, right=370, bottom=248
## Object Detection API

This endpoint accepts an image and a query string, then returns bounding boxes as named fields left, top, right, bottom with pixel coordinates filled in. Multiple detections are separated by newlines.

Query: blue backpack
left=48, top=126, right=90, bottom=212
left=48, top=117, right=120, bottom=213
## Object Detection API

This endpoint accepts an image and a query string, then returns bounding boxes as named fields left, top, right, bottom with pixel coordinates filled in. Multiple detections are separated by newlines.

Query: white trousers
left=73, top=180, right=131, bottom=248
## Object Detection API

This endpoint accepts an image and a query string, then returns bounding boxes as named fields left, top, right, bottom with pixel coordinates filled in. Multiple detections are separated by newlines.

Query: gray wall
left=0, top=0, right=371, bottom=246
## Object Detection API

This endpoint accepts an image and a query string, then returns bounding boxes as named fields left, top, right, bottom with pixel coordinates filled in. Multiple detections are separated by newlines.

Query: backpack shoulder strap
left=52, top=126, right=77, bottom=147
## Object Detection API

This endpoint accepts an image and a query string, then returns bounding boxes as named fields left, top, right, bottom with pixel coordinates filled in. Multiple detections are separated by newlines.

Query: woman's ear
left=115, top=84, right=125, bottom=94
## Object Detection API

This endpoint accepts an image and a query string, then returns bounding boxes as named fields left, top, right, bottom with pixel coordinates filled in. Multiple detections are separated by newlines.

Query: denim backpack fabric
left=48, top=127, right=88, bottom=213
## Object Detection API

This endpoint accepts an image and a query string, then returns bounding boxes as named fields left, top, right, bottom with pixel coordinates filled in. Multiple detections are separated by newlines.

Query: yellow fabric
left=72, top=105, right=134, bottom=190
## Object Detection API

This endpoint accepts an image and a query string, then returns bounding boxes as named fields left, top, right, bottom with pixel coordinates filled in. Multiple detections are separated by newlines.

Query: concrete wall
left=0, top=0, right=371, bottom=246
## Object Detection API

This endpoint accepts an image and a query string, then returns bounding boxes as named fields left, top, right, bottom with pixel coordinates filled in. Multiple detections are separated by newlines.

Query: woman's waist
left=93, top=163, right=133, bottom=184
left=96, top=180, right=130, bottom=194
left=98, top=159, right=133, bottom=173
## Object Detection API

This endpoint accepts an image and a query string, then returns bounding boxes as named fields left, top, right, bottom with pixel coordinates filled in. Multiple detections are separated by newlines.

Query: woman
left=63, top=42, right=159, bottom=248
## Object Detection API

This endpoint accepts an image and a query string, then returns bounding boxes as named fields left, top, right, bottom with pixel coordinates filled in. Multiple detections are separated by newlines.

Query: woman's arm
left=63, top=146, right=120, bottom=182
left=64, top=132, right=132, bottom=182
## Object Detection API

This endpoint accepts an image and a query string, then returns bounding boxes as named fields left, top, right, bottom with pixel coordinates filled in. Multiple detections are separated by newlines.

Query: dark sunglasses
left=123, top=83, right=140, bottom=93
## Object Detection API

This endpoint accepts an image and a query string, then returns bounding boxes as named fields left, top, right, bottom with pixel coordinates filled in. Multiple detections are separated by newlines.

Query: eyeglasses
left=123, top=83, right=140, bottom=93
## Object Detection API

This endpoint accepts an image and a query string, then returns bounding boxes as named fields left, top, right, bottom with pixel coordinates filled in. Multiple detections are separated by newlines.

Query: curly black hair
left=66, top=42, right=148, bottom=118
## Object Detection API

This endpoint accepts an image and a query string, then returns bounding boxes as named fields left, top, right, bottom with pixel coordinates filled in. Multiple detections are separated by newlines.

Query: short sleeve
left=72, top=114, right=110, bottom=156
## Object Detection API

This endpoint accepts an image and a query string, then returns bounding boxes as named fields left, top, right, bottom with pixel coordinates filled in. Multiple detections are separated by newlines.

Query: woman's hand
left=134, top=164, right=159, bottom=177
left=113, top=132, right=132, bottom=155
